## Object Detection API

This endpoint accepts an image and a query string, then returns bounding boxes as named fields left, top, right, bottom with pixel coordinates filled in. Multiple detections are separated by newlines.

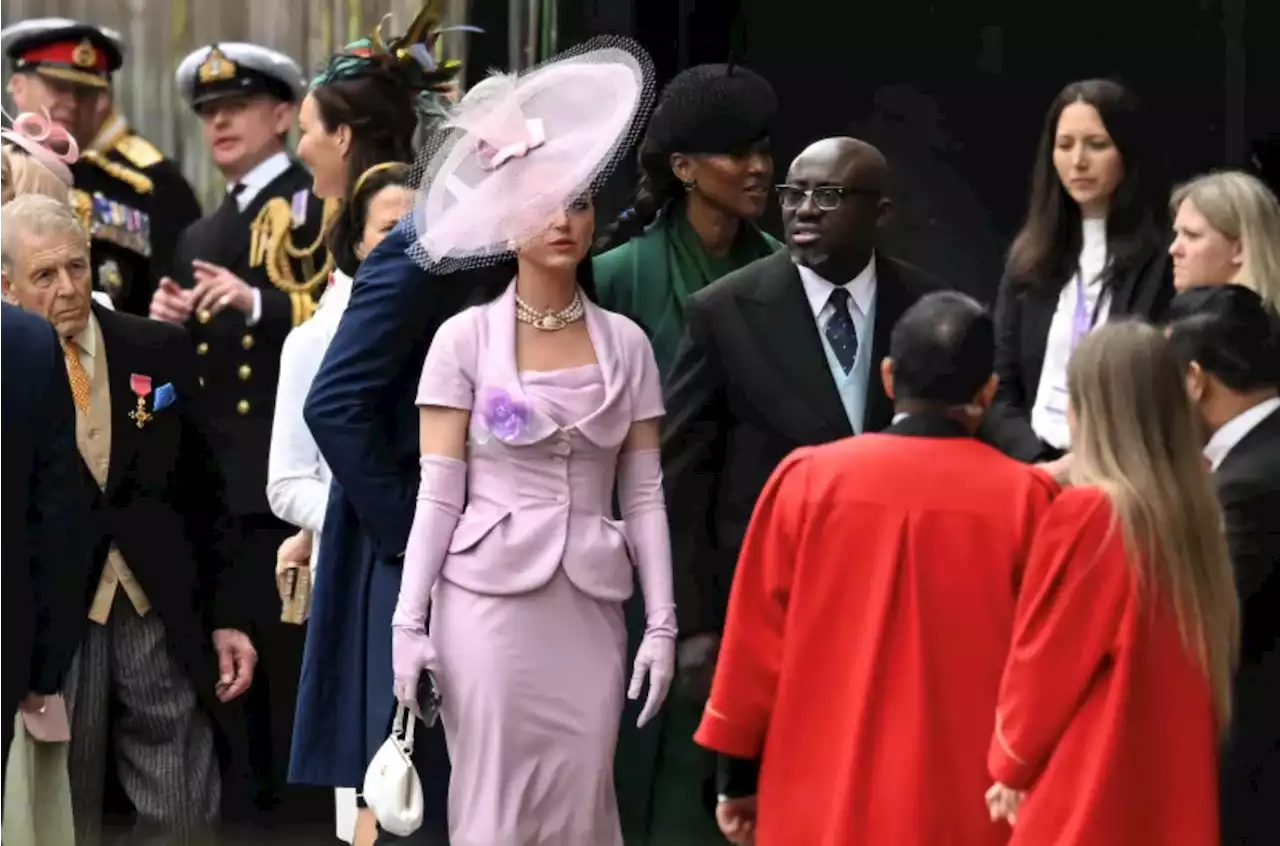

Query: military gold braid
left=81, top=150, right=153, bottom=194
left=249, top=197, right=342, bottom=326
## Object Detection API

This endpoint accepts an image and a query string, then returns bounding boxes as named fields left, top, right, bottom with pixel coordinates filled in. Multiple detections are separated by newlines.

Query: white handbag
left=362, top=704, right=424, bottom=837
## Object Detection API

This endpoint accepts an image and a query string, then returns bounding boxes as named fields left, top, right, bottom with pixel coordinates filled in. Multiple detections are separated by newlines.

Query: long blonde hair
left=1171, top=170, right=1280, bottom=313
left=1067, top=321, right=1239, bottom=731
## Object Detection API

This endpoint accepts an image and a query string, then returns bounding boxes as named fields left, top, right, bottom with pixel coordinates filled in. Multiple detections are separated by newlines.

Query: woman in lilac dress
left=390, top=38, right=675, bottom=845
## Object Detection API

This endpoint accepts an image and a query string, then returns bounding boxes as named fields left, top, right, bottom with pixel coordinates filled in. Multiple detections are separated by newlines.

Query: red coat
left=989, top=486, right=1222, bottom=845
left=695, top=421, right=1057, bottom=846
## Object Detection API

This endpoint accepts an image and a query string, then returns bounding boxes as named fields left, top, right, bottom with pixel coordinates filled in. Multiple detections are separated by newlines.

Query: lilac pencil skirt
left=430, top=568, right=627, bottom=846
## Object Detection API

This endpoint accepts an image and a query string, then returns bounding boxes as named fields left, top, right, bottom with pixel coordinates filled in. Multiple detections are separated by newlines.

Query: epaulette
left=249, top=192, right=341, bottom=326
left=82, top=150, right=154, bottom=195
left=113, top=134, right=165, bottom=170
left=71, top=189, right=93, bottom=233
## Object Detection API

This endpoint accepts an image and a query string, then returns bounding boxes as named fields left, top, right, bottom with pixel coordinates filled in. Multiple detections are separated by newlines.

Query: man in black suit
left=1165, top=284, right=1280, bottom=846
left=2, top=18, right=203, bottom=315
left=148, top=41, right=330, bottom=826
left=661, top=136, right=939, bottom=814
left=0, top=301, right=92, bottom=782
left=1, top=193, right=256, bottom=843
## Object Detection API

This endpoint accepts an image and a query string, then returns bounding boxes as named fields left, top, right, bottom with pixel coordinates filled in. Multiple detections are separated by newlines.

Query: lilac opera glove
left=391, top=454, right=467, bottom=715
left=619, top=448, right=677, bottom=728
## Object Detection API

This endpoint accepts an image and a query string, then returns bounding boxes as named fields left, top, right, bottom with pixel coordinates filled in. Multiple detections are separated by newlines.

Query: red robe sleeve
left=988, top=486, right=1130, bottom=789
left=694, top=449, right=810, bottom=760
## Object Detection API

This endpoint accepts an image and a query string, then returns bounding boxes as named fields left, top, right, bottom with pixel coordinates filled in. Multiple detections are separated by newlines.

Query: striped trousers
left=65, top=596, right=220, bottom=846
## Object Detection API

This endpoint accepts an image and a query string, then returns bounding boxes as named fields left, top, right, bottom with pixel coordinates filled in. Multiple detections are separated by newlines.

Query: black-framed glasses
left=775, top=184, right=878, bottom=211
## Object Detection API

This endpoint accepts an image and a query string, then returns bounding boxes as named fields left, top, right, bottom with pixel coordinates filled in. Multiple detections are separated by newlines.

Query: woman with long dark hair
left=593, top=63, right=780, bottom=379
left=286, top=9, right=469, bottom=843
left=985, top=79, right=1173, bottom=468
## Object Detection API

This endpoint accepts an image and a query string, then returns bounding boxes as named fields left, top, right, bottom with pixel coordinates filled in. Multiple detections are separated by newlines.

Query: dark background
left=472, top=0, right=1278, bottom=303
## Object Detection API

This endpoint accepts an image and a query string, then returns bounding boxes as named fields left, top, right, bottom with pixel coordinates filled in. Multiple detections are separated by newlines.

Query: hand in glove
left=629, top=627, right=676, bottom=727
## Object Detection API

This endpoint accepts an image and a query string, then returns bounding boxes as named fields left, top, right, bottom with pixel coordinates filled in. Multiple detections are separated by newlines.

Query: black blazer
left=172, top=160, right=328, bottom=516
left=81, top=305, right=246, bottom=701
left=984, top=241, right=1173, bottom=462
left=1215, top=404, right=1280, bottom=844
left=661, top=251, right=939, bottom=636
left=0, top=304, right=93, bottom=731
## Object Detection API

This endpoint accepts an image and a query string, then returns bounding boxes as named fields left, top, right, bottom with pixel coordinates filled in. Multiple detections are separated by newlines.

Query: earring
left=682, top=179, right=695, bottom=192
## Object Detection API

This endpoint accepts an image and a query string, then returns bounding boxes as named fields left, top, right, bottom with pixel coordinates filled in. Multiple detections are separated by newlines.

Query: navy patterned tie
left=825, top=288, right=859, bottom=374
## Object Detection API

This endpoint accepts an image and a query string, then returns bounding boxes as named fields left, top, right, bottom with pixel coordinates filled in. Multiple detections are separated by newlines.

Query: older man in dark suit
left=1166, top=284, right=1280, bottom=846
left=0, top=301, right=92, bottom=782
left=1, top=193, right=256, bottom=844
left=660, top=137, right=940, bottom=825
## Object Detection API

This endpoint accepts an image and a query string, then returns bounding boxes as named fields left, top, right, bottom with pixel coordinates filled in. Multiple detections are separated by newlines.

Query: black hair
left=328, top=162, right=414, bottom=276
left=1164, top=284, right=1280, bottom=392
left=889, top=291, right=995, bottom=404
left=313, top=53, right=424, bottom=273
left=1007, top=78, right=1165, bottom=290
left=594, top=63, right=777, bottom=252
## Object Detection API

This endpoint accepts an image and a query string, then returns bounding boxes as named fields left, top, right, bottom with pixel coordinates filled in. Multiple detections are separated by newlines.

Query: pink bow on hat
left=476, top=118, right=546, bottom=170
left=1, top=106, right=79, bottom=186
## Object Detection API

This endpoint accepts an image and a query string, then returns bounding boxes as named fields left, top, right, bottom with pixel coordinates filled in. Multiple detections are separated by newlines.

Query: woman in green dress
left=595, top=63, right=779, bottom=845
left=594, top=63, right=781, bottom=381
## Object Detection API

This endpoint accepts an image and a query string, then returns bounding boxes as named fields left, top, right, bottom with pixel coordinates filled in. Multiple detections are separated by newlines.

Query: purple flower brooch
left=477, top=388, right=531, bottom=443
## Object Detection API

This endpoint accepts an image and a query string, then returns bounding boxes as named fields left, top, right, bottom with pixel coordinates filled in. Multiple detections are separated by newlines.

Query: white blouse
left=266, top=269, right=354, bottom=569
left=1029, top=217, right=1113, bottom=451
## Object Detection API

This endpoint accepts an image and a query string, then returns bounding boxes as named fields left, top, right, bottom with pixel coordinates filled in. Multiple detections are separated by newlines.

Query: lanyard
left=1071, top=263, right=1103, bottom=350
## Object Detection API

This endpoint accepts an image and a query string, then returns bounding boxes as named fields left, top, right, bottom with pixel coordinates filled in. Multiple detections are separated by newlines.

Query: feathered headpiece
left=311, top=0, right=481, bottom=93
left=0, top=105, right=78, bottom=185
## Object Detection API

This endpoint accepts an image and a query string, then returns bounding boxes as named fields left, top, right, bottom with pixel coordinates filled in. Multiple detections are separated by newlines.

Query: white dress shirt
left=797, top=256, right=878, bottom=432
left=266, top=268, right=353, bottom=570
left=1030, top=217, right=1112, bottom=450
left=227, top=150, right=292, bottom=327
left=1204, top=397, right=1280, bottom=471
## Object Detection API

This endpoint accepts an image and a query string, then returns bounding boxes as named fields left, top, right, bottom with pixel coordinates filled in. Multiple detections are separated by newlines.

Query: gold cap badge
left=198, top=46, right=237, bottom=84
left=72, top=39, right=98, bottom=69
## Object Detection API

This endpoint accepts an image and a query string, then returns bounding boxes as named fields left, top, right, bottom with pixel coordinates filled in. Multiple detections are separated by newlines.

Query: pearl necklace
left=515, top=289, right=585, bottom=331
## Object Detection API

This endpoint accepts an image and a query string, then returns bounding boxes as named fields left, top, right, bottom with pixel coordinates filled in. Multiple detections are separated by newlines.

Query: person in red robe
left=985, top=322, right=1239, bottom=846
left=694, top=291, right=1059, bottom=846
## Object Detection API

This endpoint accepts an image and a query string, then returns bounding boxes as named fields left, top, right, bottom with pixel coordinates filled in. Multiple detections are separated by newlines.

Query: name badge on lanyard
left=1046, top=265, right=1104, bottom=419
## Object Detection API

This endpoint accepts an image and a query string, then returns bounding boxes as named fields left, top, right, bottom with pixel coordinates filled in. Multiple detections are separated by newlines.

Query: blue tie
left=825, top=288, right=859, bottom=374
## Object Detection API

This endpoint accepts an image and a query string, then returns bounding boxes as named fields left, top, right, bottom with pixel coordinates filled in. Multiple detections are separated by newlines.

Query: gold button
left=236, top=399, right=250, bottom=415
left=238, top=364, right=252, bottom=381
left=197, top=342, right=209, bottom=355
left=241, top=334, right=254, bottom=350
left=197, top=309, right=212, bottom=324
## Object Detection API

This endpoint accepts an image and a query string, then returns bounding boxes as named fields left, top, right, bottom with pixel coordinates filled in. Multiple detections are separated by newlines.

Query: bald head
left=781, top=136, right=890, bottom=282
left=791, top=137, right=888, bottom=193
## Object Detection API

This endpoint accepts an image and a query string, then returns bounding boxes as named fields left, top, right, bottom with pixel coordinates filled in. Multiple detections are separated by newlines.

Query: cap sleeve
left=416, top=310, right=478, bottom=411
left=623, top=317, right=664, bottom=422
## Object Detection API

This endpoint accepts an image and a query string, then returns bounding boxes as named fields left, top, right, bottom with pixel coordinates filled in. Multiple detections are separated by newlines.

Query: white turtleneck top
left=1030, top=217, right=1113, bottom=450
left=266, top=269, right=355, bottom=569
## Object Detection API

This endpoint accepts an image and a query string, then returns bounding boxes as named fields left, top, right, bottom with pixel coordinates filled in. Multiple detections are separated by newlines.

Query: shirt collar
left=1204, top=396, right=1280, bottom=471
left=796, top=252, right=877, bottom=317
left=69, top=311, right=98, bottom=359
left=230, top=150, right=291, bottom=209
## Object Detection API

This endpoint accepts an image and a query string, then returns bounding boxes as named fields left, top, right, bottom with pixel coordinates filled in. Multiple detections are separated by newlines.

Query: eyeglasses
left=775, top=184, right=879, bottom=211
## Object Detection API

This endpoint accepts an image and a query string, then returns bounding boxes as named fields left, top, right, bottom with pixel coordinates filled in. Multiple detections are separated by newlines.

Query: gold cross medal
left=129, top=373, right=154, bottom=428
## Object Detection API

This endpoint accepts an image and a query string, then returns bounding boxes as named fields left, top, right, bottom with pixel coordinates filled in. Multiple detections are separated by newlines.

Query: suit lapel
left=740, top=253, right=851, bottom=437
left=218, top=161, right=308, bottom=270
left=863, top=257, right=907, bottom=432
left=96, top=307, right=141, bottom=496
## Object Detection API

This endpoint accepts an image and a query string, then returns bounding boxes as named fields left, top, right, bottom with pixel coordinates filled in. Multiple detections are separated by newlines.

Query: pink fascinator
left=407, top=36, right=655, bottom=272
left=0, top=106, right=78, bottom=186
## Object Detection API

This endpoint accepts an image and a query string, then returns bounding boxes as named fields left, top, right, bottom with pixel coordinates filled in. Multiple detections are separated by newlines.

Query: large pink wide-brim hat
left=410, top=36, right=654, bottom=272
left=1, top=107, right=78, bottom=186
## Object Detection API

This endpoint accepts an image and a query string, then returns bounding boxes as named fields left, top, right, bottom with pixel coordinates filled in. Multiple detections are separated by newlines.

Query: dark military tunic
left=71, top=124, right=203, bottom=317
left=170, top=157, right=332, bottom=825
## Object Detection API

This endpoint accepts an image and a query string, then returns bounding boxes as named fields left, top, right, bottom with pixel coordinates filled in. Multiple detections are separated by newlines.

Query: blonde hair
left=1067, top=321, right=1239, bottom=732
left=1, top=145, right=73, bottom=206
left=1171, top=170, right=1280, bottom=312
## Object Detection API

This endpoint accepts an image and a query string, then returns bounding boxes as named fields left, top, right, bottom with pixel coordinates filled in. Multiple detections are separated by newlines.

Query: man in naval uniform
left=1, top=18, right=202, bottom=317
left=149, top=41, right=333, bottom=835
